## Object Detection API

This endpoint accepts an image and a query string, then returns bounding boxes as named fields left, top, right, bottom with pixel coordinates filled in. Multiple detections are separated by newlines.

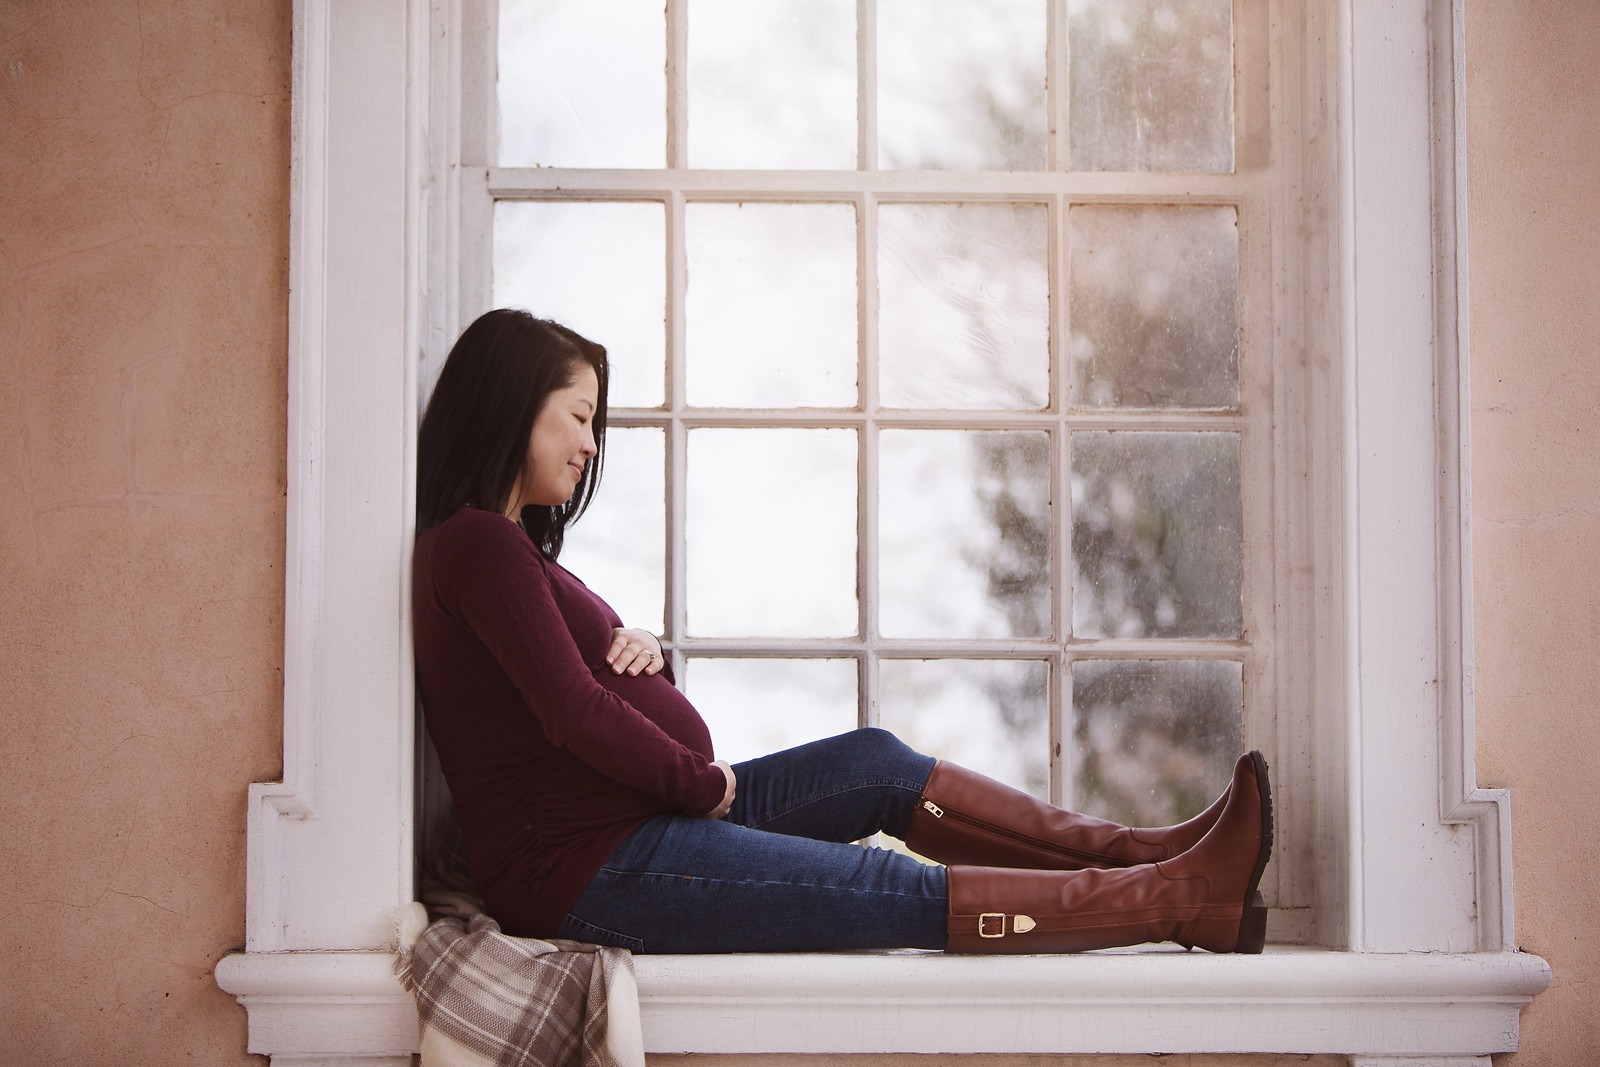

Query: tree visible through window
left=478, top=0, right=1258, bottom=832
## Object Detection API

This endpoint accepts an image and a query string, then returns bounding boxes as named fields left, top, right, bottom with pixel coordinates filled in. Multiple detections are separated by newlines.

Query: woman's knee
left=848, top=727, right=933, bottom=776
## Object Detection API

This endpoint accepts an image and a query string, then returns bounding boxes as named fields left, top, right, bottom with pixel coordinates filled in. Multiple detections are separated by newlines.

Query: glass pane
left=880, top=659, right=1049, bottom=799
left=1070, top=659, right=1242, bottom=824
left=1069, top=205, right=1239, bottom=409
left=498, top=0, right=665, bottom=168
left=687, top=429, right=857, bottom=636
left=495, top=202, right=666, bottom=409
left=880, top=431, right=1050, bottom=639
left=1067, top=0, right=1234, bottom=172
left=878, top=0, right=1046, bottom=170
left=686, top=203, right=858, bottom=407
left=559, top=428, right=665, bottom=635
left=685, top=659, right=858, bottom=765
left=1071, top=431, right=1241, bottom=639
left=879, top=203, right=1049, bottom=409
left=689, top=0, right=856, bottom=168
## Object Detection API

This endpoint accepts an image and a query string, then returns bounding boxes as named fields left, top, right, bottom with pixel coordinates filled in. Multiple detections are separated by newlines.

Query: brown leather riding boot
left=944, top=751, right=1272, bottom=955
left=905, top=759, right=1230, bottom=870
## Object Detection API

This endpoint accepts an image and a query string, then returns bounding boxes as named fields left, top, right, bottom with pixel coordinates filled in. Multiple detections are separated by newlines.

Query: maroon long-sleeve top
left=412, top=507, right=727, bottom=936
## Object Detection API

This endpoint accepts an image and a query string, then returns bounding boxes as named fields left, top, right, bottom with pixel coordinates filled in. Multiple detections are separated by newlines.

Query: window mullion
left=1047, top=0, right=1068, bottom=172
left=468, top=0, right=495, bottom=167
left=666, top=0, right=686, bottom=169
left=1051, top=189, right=1069, bottom=803
left=665, top=189, right=688, bottom=661
left=860, top=188, right=880, bottom=729
left=456, top=0, right=494, bottom=327
left=858, top=0, right=877, bottom=173
left=1059, top=418, right=1077, bottom=808
left=612, top=410, right=1187, bottom=430
left=487, top=168, right=1251, bottom=201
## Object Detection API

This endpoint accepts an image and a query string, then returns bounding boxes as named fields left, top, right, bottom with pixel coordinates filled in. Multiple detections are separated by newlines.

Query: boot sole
left=1235, top=751, right=1275, bottom=953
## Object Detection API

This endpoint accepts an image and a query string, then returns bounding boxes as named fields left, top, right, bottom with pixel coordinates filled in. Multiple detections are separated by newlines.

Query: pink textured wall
left=1466, top=2, right=1600, bottom=1064
left=1, top=0, right=1594, bottom=1064
left=0, top=2, right=289, bottom=1064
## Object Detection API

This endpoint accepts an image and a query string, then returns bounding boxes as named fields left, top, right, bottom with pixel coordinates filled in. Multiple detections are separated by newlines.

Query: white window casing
left=214, top=2, right=1550, bottom=1064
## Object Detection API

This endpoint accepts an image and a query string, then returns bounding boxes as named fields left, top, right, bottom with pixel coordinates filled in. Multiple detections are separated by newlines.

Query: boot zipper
left=919, top=800, right=1114, bottom=866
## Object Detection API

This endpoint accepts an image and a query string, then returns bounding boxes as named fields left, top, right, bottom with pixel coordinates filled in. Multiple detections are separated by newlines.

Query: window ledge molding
left=219, top=0, right=1551, bottom=1062
left=215, top=947, right=1550, bottom=1060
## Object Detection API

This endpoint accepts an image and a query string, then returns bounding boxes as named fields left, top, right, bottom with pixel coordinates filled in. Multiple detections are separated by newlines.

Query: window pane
left=689, top=0, right=856, bottom=169
left=685, top=659, right=858, bottom=765
left=1067, top=0, right=1234, bottom=172
left=1069, top=205, right=1238, bottom=409
left=498, top=0, right=665, bottom=168
left=880, top=431, right=1050, bottom=639
left=495, top=202, right=666, bottom=408
left=559, top=428, right=665, bottom=635
left=879, top=203, right=1049, bottom=410
left=687, top=429, right=857, bottom=637
left=878, top=0, right=1046, bottom=170
left=881, top=659, right=1049, bottom=799
left=686, top=203, right=857, bottom=407
left=1071, top=431, right=1242, bottom=639
left=1070, top=659, right=1242, bottom=824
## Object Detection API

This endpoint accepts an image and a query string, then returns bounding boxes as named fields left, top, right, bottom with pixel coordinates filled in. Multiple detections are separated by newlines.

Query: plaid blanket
left=395, top=903, right=643, bottom=1067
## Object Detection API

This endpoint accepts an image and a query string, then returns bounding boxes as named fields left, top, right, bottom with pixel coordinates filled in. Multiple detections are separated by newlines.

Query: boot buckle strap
left=978, top=912, right=1037, bottom=938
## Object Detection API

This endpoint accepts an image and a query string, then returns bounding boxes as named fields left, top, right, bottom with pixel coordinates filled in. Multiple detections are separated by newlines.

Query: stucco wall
left=0, top=2, right=289, bottom=1064
left=1466, top=2, right=1600, bottom=1065
left=2, top=1, right=1596, bottom=1065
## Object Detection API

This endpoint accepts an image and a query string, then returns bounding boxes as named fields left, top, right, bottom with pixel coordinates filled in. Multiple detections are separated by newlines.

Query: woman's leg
left=724, top=727, right=935, bottom=844
left=556, top=749, right=1272, bottom=956
left=553, top=729, right=941, bottom=953
left=554, top=813, right=948, bottom=953
left=727, top=727, right=1230, bottom=871
left=945, top=752, right=1274, bottom=955
left=906, top=761, right=1230, bottom=870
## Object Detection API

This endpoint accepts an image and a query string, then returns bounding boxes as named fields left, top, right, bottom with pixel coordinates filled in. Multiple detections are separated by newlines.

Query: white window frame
left=467, top=0, right=1285, bottom=906
left=215, top=2, right=1550, bottom=1065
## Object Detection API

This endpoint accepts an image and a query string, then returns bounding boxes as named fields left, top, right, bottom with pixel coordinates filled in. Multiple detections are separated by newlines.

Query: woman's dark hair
left=417, top=308, right=609, bottom=558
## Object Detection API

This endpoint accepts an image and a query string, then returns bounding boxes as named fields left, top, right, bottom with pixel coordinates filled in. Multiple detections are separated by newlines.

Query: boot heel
left=1235, top=891, right=1267, bottom=954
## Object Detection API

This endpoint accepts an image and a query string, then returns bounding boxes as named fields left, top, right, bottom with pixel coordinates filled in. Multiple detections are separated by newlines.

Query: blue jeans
left=554, top=728, right=948, bottom=953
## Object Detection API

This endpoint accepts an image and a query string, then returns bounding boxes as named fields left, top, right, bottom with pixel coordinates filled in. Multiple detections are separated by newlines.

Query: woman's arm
left=703, top=759, right=736, bottom=819
left=431, top=512, right=727, bottom=816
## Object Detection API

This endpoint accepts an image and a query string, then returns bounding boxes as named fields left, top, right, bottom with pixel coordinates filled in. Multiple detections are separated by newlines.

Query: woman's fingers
left=607, top=628, right=664, bottom=676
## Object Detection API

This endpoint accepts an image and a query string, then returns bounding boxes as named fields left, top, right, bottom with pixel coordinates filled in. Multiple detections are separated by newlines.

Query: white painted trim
left=272, top=0, right=330, bottom=824
left=1338, top=0, right=1507, bottom=956
left=243, top=0, right=329, bottom=953
left=216, top=948, right=1549, bottom=1058
left=1429, top=0, right=1514, bottom=955
left=242, top=0, right=420, bottom=954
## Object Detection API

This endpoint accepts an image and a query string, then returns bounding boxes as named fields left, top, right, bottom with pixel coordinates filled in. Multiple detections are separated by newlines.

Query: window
left=217, top=2, right=1548, bottom=1061
left=454, top=0, right=1298, bottom=909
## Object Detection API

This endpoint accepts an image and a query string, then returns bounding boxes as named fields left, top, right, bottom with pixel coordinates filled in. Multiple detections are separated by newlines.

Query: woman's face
left=505, top=363, right=600, bottom=515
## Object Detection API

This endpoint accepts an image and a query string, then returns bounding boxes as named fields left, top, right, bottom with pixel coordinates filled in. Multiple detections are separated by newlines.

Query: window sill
left=216, top=944, right=1550, bottom=1060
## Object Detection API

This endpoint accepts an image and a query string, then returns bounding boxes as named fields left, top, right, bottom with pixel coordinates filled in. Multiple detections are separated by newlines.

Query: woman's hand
left=606, top=627, right=665, bottom=677
left=697, top=759, right=736, bottom=820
